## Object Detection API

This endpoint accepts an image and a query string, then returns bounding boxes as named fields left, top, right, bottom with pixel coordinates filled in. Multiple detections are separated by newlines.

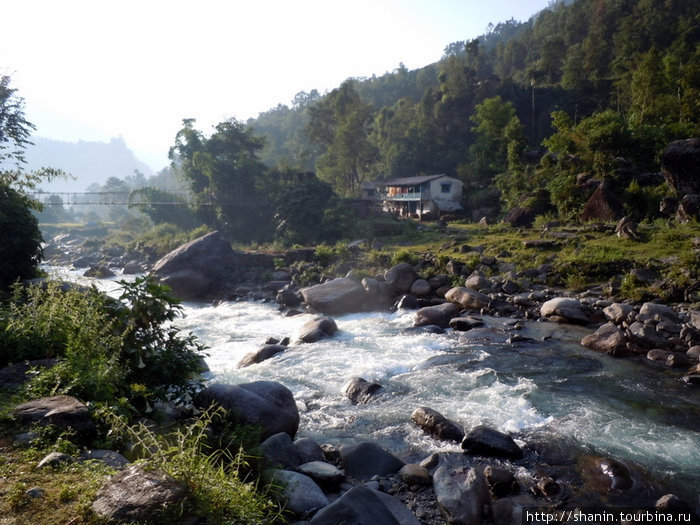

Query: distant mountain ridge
left=23, top=136, right=153, bottom=193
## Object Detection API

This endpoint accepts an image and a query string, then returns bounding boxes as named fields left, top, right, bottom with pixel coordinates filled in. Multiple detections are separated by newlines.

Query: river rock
left=461, top=425, right=523, bottom=459
left=581, top=322, right=630, bottom=356
left=300, top=277, right=370, bottom=314
left=449, top=316, right=485, bottom=331
left=272, top=470, right=328, bottom=517
left=414, top=302, right=460, bottom=328
left=445, top=286, right=491, bottom=311
left=92, top=464, right=186, bottom=522
left=196, top=381, right=299, bottom=441
left=399, top=463, right=432, bottom=486
left=433, top=464, right=490, bottom=525
left=237, top=344, right=287, bottom=368
left=411, top=406, right=465, bottom=443
left=298, top=461, right=346, bottom=491
left=484, top=465, right=518, bottom=498
left=464, top=273, right=492, bottom=292
left=309, top=486, right=401, bottom=524
left=339, top=441, right=405, bottom=481
left=260, top=432, right=301, bottom=469
left=410, top=278, right=432, bottom=297
left=626, top=321, right=670, bottom=348
left=384, top=263, right=419, bottom=294
left=13, top=395, right=94, bottom=436
left=297, top=316, right=338, bottom=343
left=152, top=230, right=235, bottom=301
left=294, top=437, right=326, bottom=464
left=637, top=302, right=681, bottom=324
left=603, top=303, right=635, bottom=324
left=579, top=456, right=633, bottom=493
left=540, top=297, right=590, bottom=324
left=344, top=376, right=383, bottom=404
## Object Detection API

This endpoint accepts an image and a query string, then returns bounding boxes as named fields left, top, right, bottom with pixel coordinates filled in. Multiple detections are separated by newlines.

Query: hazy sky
left=3, top=0, right=553, bottom=170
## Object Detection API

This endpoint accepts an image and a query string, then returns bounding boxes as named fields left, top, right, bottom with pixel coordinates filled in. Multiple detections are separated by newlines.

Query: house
left=375, top=174, right=463, bottom=218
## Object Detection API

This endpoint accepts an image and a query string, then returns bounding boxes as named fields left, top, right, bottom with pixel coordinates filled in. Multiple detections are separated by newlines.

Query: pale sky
left=3, top=0, right=553, bottom=170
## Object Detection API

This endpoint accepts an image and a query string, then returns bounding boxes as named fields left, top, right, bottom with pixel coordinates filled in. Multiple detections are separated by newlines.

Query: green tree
left=169, top=118, right=272, bottom=241
left=469, top=96, right=518, bottom=181
left=306, top=80, right=377, bottom=197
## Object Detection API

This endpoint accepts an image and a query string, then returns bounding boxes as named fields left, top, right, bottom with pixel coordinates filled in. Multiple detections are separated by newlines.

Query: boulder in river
left=411, top=406, right=465, bottom=443
left=414, top=302, right=460, bottom=328
left=300, top=277, right=369, bottom=314
left=581, top=322, right=631, bottom=356
left=461, top=425, right=523, bottom=460
left=344, top=376, right=383, bottom=404
left=237, top=344, right=287, bottom=368
left=297, top=316, right=338, bottom=343
left=196, top=381, right=299, bottom=441
left=433, top=463, right=490, bottom=525
left=384, top=263, right=419, bottom=294
left=339, top=441, right=405, bottom=481
left=540, top=297, right=590, bottom=324
left=444, top=286, right=491, bottom=311
left=309, top=486, right=401, bottom=524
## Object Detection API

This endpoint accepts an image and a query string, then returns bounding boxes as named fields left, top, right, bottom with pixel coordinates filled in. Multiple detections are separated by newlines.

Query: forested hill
left=247, top=0, right=699, bottom=207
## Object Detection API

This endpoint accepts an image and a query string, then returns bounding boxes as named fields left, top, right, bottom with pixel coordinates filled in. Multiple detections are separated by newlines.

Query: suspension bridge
left=27, top=189, right=261, bottom=207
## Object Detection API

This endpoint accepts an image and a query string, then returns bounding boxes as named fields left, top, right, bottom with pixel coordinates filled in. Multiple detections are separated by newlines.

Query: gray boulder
left=300, top=278, right=369, bottom=314
left=260, top=432, right=301, bottom=469
left=626, top=321, right=670, bottom=349
left=462, top=425, right=523, bottom=459
left=298, top=461, right=346, bottom=491
left=411, top=406, right=465, bottom=443
left=237, top=344, right=287, bottom=368
left=409, top=278, right=432, bottom=297
left=293, top=437, right=326, bottom=464
left=414, top=302, right=460, bottom=328
left=92, top=465, right=186, bottom=522
left=273, top=470, right=328, bottom=517
left=344, top=377, right=383, bottom=404
left=297, top=316, right=338, bottom=343
left=339, top=441, right=405, bottom=481
left=433, top=464, right=490, bottom=525
left=196, top=381, right=299, bottom=441
left=152, top=230, right=234, bottom=301
left=449, top=316, right=485, bottom=332
left=384, top=263, right=419, bottom=294
left=603, top=303, right=635, bottom=324
left=444, top=286, right=491, bottom=311
left=309, top=486, right=401, bottom=524
left=660, top=138, right=700, bottom=196
left=637, top=302, right=681, bottom=324
left=581, top=322, right=630, bottom=356
left=13, top=395, right=94, bottom=436
left=540, top=297, right=590, bottom=324
left=464, top=273, right=492, bottom=292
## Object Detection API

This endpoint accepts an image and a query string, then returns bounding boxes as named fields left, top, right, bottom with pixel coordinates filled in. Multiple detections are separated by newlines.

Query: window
left=440, top=183, right=452, bottom=194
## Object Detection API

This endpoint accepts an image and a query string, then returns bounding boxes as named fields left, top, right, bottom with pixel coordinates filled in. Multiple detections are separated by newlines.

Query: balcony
left=384, top=189, right=429, bottom=201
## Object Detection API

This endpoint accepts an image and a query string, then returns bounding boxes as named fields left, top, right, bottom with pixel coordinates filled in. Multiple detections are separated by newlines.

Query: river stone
left=293, top=437, right=325, bottom=464
left=80, top=450, right=129, bottom=469
left=626, top=321, right=670, bottom=348
left=339, top=441, right=405, bottom=481
left=384, top=263, right=419, bottom=294
left=579, top=456, right=633, bottom=493
left=411, top=406, right=465, bottom=443
left=273, top=470, right=328, bottom=517
left=414, top=302, right=460, bottom=328
left=464, top=273, right=492, bottom=292
left=309, top=486, right=401, bottom=524
left=396, top=294, right=420, bottom=309
left=444, top=286, right=491, bottom=311
left=152, top=230, right=235, bottom=301
left=484, top=465, right=517, bottom=498
left=13, top=395, right=94, bottom=436
left=237, top=344, right=287, bottom=368
left=369, top=489, right=422, bottom=525
left=647, top=349, right=673, bottom=363
left=297, top=316, right=338, bottom=343
left=399, top=463, right=432, bottom=486
left=344, top=376, right=383, bottom=404
left=540, top=297, right=590, bottom=324
left=92, top=464, right=186, bottom=522
left=603, top=303, right=635, bottom=324
left=449, top=316, right=485, bottom=332
left=260, top=432, right=301, bottom=469
left=196, top=381, right=299, bottom=440
left=461, top=425, right=523, bottom=459
left=300, top=277, right=369, bottom=314
left=297, top=461, right=346, bottom=490
left=410, top=278, right=432, bottom=297
left=433, top=464, right=490, bottom=525
left=660, top=138, right=700, bottom=196
left=581, top=322, right=630, bottom=356
left=637, top=302, right=681, bottom=324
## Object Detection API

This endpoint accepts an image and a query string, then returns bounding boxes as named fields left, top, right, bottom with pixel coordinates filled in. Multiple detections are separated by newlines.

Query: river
left=49, top=267, right=700, bottom=505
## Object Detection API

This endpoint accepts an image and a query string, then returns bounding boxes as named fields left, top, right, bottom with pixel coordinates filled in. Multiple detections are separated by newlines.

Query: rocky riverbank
left=17, top=228, right=698, bottom=523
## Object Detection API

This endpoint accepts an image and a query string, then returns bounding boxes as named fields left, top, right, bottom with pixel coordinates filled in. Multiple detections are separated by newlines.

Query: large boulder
left=339, top=441, right=405, bottom=481
left=414, top=302, right=460, bottom=328
left=92, top=465, right=186, bottom=522
left=237, top=344, right=287, bottom=368
left=13, top=395, right=94, bottom=436
left=300, top=278, right=369, bottom=314
left=461, top=425, right=523, bottom=459
left=433, top=464, right=490, bottom=525
left=384, top=263, right=419, bottom=294
left=581, top=322, right=630, bottom=356
left=444, top=286, right=491, bottom=311
left=344, top=376, right=383, bottom=404
left=196, top=381, right=299, bottom=441
left=580, top=180, right=623, bottom=222
left=297, top=316, right=338, bottom=343
left=660, top=138, right=700, bottom=196
left=411, top=406, right=464, bottom=443
left=152, top=230, right=234, bottom=301
left=540, top=297, right=590, bottom=324
left=309, top=486, right=401, bottom=524
left=272, top=470, right=328, bottom=517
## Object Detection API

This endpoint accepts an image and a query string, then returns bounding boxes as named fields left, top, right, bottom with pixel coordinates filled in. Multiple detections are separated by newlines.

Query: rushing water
left=48, top=267, right=700, bottom=502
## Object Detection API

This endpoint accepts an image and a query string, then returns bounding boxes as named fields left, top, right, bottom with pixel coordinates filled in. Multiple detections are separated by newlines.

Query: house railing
left=384, top=188, right=429, bottom=201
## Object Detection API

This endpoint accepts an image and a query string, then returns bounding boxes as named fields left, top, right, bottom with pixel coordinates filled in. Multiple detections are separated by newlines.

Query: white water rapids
left=49, top=268, right=700, bottom=501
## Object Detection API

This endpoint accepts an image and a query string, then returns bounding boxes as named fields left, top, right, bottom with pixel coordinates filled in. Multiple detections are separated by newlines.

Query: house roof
left=380, top=174, right=456, bottom=187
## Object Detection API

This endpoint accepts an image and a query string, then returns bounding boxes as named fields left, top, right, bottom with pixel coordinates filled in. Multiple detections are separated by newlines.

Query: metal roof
left=380, top=174, right=456, bottom=187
